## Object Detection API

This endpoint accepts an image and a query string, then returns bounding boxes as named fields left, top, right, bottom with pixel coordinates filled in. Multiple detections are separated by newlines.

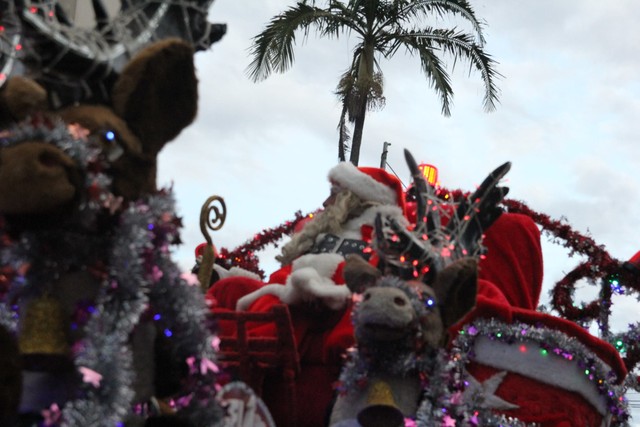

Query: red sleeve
left=268, top=264, right=293, bottom=284
left=205, top=276, right=263, bottom=310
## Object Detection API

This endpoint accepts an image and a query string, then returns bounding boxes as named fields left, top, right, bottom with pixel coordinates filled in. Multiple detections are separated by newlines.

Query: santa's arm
left=236, top=284, right=288, bottom=311
left=289, top=267, right=351, bottom=310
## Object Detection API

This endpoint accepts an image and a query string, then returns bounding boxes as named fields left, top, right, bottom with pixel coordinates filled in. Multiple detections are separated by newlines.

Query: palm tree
left=247, top=0, right=500, bottom=165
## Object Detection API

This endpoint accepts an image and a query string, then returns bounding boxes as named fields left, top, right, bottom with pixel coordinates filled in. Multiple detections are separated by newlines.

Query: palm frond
left=414, top=28, right=501, bottom=112
left=384, top=0, right=486, bottom=46
left=390, top=27, right=500, bottom=114
left=246, top=3, right=355, bottom=82
left=337, top=100, right=351, bottom=162
left=389, top=31, right=454, bottom=116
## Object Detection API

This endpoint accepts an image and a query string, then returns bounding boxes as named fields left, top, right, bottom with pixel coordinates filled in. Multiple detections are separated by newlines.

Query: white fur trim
left=289, top=267, right=351, bottom=310
left=471, top=336, right=609, bottom=415
left=291, top=253, right=344, bottom=276
left=328, top=162, right=397, bottom=205
left=213, top=264, right=261, bottom=281
left=236, top=253, right=349, bottom=311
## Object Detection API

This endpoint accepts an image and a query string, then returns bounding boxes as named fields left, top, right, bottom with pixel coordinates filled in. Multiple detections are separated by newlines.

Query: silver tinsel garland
left=0, top=118, right=223, bottom=426
left=413, top=318, right=630, bottom=426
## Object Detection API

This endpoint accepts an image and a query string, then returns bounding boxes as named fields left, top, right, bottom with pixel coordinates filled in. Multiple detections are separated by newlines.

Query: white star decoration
left=462, top=371, right=519, bottom=410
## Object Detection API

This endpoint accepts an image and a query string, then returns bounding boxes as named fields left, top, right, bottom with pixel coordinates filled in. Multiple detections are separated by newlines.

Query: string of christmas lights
left=224, top=188, right=640, bottom=380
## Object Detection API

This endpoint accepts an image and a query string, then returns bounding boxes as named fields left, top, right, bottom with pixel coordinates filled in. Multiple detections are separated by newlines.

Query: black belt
left=311, top=233, right=371, bottom=260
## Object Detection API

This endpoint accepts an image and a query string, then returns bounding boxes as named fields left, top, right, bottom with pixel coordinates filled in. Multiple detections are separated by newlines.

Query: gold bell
left=357, top=380, right=405, bottom=427
left=18, top=295, right=70, bottom=356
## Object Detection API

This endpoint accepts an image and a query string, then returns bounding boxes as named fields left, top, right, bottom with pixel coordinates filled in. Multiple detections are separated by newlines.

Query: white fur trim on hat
left=328, top=162, right=396, bottom=205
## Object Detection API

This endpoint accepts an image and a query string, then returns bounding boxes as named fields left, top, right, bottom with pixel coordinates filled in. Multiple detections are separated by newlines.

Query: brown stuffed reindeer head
left=0, top=37, right=198, bottom=218
left=344, top=254, right=478, bottom=352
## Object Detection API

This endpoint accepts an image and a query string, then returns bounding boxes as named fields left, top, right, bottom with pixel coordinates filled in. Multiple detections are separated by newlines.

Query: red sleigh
left=211, top=305, right=301, bottom=427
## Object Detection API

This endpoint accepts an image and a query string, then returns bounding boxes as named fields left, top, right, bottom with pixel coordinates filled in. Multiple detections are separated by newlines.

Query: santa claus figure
left=207, top=162, right=409, bottom=426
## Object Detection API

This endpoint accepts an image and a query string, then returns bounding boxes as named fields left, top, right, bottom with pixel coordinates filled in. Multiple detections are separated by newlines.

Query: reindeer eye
left=424, top=297, right=436, bottom=310
left=99, top=129, right=124, bottom=162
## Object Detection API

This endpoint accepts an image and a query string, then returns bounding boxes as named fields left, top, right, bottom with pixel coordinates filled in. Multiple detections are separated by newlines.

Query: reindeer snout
left=356, top=288, right=417, bottom=342
left=0, top=142, right=79, bottom=214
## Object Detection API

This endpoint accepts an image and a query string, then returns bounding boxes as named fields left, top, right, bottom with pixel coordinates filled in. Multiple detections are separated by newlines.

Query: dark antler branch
left=92, top=0, right=110, bottom=31
left=373, top=149, right=511, bottom=284
left=445, top=161, right=510, bottom=258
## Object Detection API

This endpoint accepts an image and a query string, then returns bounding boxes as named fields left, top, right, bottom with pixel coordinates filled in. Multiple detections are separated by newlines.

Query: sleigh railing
left=211, top=304, right=300, bottom=427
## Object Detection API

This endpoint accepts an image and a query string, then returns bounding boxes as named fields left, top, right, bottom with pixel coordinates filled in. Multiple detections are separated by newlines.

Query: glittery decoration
left=0, top=119, right=223, bottom=426
left=375, top=153, right=510, bottom=283
left=216, top=210, right=312, bottom=279
left=416, top=318, right=630, bottom=426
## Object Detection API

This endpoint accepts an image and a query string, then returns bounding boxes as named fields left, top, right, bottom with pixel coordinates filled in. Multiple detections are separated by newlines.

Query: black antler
left=445, top=161, right=510, bottom=258
left=373, top=149, right=510, bottom=283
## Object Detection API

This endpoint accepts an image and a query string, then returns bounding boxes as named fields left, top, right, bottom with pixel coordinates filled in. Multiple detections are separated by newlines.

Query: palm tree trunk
left=349, top=95, right=368, bottom=166
left=349, top=40, right=375, bottom=166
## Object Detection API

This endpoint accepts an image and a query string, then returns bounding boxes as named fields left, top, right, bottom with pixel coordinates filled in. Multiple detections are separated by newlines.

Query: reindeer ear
left=431, top=257, right=478, bottom=328
left=111, top=38, right=198, bottom=158
left=0, top=77, right=48, bottom=124
left=343, top=254, right=381, bottom=294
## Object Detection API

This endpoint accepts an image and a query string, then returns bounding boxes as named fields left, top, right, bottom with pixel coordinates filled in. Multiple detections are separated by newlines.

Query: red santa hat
left=327, top=162, right=406, bottom=213
left=195, top=242, right=218, bottom=260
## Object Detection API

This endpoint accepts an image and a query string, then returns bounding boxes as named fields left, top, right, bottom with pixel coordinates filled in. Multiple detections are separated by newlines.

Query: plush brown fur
left=0, top=38, right=200, bottom=425
left=0, top=38, right=198, bottom=207
left=0, top=76, right=48, bottom=127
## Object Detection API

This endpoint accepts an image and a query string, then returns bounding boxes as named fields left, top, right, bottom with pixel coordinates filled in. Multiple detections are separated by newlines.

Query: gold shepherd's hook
left=198, top=195, right=226, bottom=292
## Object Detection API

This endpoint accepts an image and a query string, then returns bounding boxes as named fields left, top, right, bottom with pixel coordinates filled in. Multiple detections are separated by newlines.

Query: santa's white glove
left=288, top=266, right=351, bottom=310
left=236, top=253, right=350, bottom=311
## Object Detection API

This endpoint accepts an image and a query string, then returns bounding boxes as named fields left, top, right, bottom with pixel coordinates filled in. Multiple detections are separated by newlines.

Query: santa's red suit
left=206, top=163, right=627, bottom=427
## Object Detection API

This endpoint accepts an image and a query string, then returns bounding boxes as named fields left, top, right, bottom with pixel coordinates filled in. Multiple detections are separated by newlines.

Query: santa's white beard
left=276, top=190, right=369, bottom=266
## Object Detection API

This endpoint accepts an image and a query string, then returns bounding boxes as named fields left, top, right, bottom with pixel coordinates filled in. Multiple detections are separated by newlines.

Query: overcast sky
left=157, top=0, right=640, bottom=337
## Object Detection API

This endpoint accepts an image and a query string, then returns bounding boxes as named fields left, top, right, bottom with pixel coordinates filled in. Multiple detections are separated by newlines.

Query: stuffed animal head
left=0, top=38, right=198, bottom=224
left=344, top=254, right=477, bottom=352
